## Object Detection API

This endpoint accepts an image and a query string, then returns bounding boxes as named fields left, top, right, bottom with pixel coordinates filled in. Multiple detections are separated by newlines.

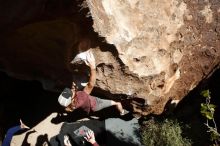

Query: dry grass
left=141, top=118, right=192, bottom=146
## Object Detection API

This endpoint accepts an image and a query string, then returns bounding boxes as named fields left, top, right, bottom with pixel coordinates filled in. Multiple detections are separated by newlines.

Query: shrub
left=200, top=90, right=220, bottom=145
left=141, top=119, right=191, bottom=146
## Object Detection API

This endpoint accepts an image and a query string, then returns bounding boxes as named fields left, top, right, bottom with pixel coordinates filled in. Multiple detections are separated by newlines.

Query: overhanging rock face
left=86, top=0, right=220, bottom=115
left=88, top=0, right=186, bottom=77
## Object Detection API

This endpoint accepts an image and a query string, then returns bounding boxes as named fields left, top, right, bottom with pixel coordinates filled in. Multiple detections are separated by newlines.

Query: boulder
left=0, top=0, right=220, bottom=116
left=85, top=0, right=220, bottom=115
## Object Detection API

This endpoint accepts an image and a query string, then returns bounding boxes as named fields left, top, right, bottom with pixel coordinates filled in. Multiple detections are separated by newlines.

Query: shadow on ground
left=50, top=118, right=141, bottom=146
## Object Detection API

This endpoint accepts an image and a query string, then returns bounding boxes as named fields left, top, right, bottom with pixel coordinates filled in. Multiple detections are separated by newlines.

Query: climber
left=58, top=41, right=128, bottom=116
left=2, top=119, right=30, bottom=146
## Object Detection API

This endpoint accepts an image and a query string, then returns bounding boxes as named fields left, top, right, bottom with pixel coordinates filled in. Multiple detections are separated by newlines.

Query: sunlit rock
left=86, top=0, right=220, bottom=115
